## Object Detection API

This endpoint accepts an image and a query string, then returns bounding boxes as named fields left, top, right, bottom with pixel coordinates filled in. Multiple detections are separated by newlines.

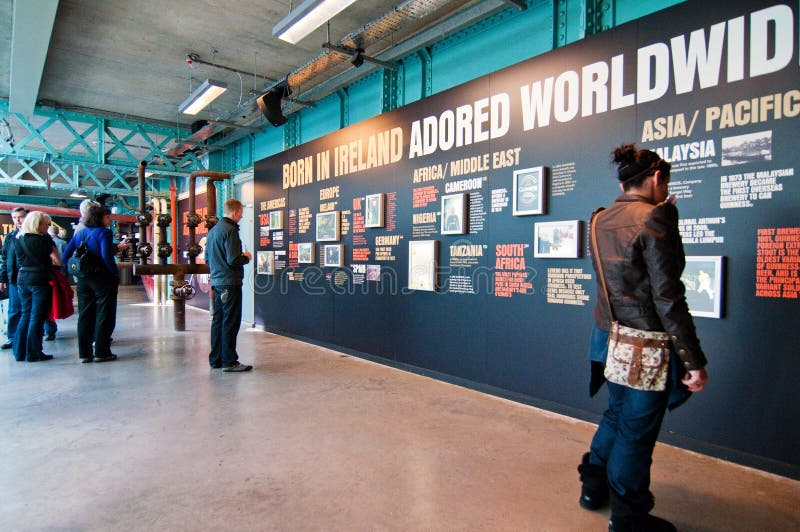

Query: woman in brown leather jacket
left=578, top=144, right=709, bottom=532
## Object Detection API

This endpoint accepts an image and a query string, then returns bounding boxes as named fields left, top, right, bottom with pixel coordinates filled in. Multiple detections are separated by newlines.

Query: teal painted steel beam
left=1, top=100, right=198, bottom=176
left=554, top=0, right=568, bottom=48
left=337, top=88, right=350, bottom=129
left=585, top=0, right=615, bottom=36
left=285, top=113, right=301, bottom=149
left=382, top=69, right=400, bottom=113
left=418, top=48, right=432, bottom=99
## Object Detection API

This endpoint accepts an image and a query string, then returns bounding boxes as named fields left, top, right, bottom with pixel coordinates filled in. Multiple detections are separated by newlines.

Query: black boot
left=578, top=452, right=609, bottom=510
left=609, top=491, right=676, bottom=532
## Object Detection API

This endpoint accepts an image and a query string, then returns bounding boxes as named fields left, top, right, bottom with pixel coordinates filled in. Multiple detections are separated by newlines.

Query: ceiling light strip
left=273, top=0, right=358, bottom=44
left=179, top=79, right=228, bottom=115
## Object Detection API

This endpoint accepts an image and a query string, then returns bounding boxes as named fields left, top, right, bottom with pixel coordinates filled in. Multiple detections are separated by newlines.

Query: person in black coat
left=62, top=205, right=121, bottom=363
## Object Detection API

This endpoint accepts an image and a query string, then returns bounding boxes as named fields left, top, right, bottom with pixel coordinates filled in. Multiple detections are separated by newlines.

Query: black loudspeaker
left=257, top=86, right=288, bottom=127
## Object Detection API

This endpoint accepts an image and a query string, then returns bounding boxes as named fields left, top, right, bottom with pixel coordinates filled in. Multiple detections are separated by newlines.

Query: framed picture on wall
left=366, top=264, right=381, bottom=281
left=681, top=256, right=725, bottom=318
left=269, top=210, right=284, bottom=230
left=441, top=193, right=467, bottom=235
left=513, top=166, right=547, bottom=216
left=534, top=220, right=581, bottom=258
left=257, top=250, right=275, bottom=275
left=364, top=193, right=385, bottom=228
left=297, top=243, right=316, bottom=264
left=323, top=244, right=344, bottom=267
left=316, top=211, right=340, bottom=242
left=408, top=240, right=438, bottom=291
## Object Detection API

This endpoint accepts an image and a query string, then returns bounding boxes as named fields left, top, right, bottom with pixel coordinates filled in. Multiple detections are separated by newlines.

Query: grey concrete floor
left=1, top=285, right=798, bottom=531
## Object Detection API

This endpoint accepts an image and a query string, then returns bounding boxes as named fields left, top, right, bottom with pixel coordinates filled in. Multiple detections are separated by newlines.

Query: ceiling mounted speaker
left=257, top=85, right=290, bottom=127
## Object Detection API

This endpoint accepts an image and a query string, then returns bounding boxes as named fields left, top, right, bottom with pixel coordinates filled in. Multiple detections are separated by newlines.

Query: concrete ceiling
left=0, top=0, right=520, bottom=205
left=1, top=0, right=504, bottom=130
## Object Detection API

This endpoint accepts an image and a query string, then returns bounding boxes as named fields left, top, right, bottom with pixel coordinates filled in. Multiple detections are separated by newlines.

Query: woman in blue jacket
left=11, top=211, right=61, bottom=362
left=62, top=205, right=120, bottom=363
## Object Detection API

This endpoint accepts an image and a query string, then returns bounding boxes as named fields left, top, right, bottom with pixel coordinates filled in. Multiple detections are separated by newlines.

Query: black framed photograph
left=681, top=256, right=725, bottom=318
left=534, top=220, right=581, bottom=258
left=408, top=240, right=438, bottom=291
left=365, top=193, right=385, bottom=228
left=323, top=244, right=344, bottom=267
left=441, top=193, right=467, bottom=235
left=513, top=166, right=546, bottom=216
left=257, top=250, right=275, bottom=275
left=269, top=210, right=284, bottom=230
left=297, top=243, right=315, bottom=264
left=316, top=211, right=340, bottom=242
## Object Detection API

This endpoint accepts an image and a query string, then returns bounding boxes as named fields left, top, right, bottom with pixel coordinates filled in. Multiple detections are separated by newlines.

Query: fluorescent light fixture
left=70, top=189, right=87, bottom=198
left=272, top=0, right=357, bottom=44
left=179, top=79, right=228, bottom=115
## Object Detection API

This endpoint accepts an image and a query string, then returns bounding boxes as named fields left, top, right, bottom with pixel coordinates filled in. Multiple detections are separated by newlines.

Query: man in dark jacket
left=578, top=145, right=708, bottom=532
left=205, top=199, right=252, bottom=372
left=0, top=207, right=28, bottom=350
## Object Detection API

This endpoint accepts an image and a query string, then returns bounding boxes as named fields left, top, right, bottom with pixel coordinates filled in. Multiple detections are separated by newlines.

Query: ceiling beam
left=9, top=0, right=60, bottom=118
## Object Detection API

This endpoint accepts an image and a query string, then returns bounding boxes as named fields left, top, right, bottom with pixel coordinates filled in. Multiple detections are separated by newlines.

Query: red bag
left=49, top=270, right=75, bottom=320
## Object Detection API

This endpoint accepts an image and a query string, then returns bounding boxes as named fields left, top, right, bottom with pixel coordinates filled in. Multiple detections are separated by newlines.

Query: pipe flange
left=156, top=213, right=172, bottom=227
left=137, top=212, right=153, bottom=226
left=186, top=243, right=203, bottom=257
left=137, top=242, right=153, bottom=258
left=171, top=283, right=196, bottom=300
left=205, top=215, right=219, bottom=229
left=185, top=212, right=202, bottom=227
left=157, top=242, right=173, bottom=258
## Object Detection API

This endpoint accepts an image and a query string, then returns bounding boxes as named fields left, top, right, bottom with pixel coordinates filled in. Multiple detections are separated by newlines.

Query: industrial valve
left=137, top=242, right=153, bottom=258
left=156, top=213, right=172, bottom=227
left=137, top=212, right=153, bottom=226
left=185, top=212, right=202, bottom=228
left=157, top=242, right=173, bottom=259
left=170, top=279, right=196, bottom=300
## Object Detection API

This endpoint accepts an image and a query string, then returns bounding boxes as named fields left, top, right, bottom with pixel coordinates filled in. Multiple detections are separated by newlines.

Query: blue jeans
left=6, top=283, right=21, bottom=342
left=209, top=285, right=242, bottom=368
left=44, top=320, right=57, bottom=336
left=14, top=284, right=51, bottom=362
left=589, top=380, right=670, bottom=514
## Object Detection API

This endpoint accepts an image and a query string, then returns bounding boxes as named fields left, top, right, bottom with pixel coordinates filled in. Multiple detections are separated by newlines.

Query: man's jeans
left=6, top=283, right=21, bottom=341
left=209, top=285, right=242, bottom=368
left=589, top=380, right=670, bottom=514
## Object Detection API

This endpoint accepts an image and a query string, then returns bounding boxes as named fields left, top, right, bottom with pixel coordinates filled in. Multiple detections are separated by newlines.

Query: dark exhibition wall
left=253, top=0, right=799, bottom=478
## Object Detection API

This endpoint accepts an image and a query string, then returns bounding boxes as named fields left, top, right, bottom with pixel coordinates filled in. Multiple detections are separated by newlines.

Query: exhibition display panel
left=254, top=1, right=799, bottom=476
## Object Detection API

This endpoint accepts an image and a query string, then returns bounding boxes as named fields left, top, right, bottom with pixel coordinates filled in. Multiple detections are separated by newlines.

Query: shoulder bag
left=591, top=210, right=670, bottom=392
left=68, top=240, right=102, bottom=277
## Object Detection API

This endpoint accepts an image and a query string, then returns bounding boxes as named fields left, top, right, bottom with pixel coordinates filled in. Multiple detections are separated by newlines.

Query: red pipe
left=0, top=201, right=137, bottom=223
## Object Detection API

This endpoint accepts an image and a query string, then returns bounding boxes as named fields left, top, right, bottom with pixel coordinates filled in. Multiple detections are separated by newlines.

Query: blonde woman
left=10, top=211, right=60, bottom=362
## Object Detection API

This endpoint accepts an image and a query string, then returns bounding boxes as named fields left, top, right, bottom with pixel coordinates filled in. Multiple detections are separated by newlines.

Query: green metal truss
left=0, top=100, right=201, bottom=196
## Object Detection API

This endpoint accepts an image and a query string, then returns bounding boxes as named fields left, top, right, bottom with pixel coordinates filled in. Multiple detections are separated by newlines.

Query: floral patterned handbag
left=591, top=211, right=670, bottom=392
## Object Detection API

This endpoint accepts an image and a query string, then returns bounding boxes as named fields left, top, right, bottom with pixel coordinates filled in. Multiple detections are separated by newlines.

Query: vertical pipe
left=170, top=178, right=178, bottom=263
left=137, top=161, right=148, bottom=265
left=188, top=174, right=198, bottom=264
left=173, top=273, right=186, bottom=331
